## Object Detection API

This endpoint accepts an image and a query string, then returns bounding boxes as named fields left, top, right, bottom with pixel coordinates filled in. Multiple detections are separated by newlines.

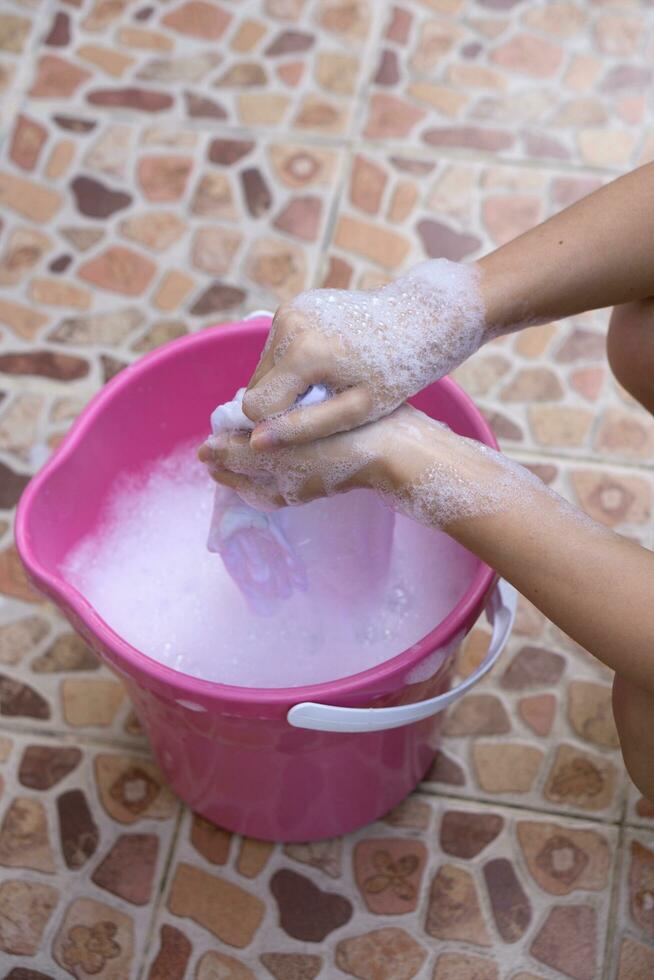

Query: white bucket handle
left=287, top=578, right=517, bottom=734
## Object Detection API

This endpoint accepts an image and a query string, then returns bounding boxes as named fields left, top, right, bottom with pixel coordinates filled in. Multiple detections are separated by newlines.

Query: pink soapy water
left=63, top=445, right=477, bottom=687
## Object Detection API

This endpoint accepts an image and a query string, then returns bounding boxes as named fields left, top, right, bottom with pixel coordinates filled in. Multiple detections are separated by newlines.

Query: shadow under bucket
left=16, top=316, right=516, bottom=842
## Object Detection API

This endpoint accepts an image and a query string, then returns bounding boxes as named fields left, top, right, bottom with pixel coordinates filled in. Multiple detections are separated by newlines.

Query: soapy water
left=63, top=444, right=477, bottom=688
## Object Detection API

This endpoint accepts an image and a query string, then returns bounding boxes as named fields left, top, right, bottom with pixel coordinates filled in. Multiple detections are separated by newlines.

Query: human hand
left=242, top=259, right=486, bottom=451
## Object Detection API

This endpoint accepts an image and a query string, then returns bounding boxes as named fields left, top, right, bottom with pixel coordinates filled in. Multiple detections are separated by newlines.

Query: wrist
left=476, top=252, right=531, bottom=336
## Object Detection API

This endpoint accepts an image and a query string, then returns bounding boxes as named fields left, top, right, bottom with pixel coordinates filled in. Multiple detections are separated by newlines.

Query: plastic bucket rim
left=16, top=318, right=499, bottom=708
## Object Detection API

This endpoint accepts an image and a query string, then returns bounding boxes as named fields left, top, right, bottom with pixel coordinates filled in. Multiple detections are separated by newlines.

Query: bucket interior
left=19, top=320, right=495, bottom=694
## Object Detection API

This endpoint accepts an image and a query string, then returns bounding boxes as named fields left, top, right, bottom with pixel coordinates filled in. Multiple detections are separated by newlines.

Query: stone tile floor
left=0, top=0, right=654, bottom=977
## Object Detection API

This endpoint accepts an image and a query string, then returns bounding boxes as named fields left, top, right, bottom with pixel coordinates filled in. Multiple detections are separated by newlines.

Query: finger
left=242, top=364, right=307, bottom=423
left=246, top=304, right=303, bottom=390
left=250, top=386, right=373, bottom=450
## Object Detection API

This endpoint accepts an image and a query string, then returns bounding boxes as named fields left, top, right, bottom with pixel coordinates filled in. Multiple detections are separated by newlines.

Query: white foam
left=63, top=444, right=477, bottom=688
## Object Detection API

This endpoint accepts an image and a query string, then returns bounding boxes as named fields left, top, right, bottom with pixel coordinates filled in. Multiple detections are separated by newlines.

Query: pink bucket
left=16, top=316, right=515, bottom=842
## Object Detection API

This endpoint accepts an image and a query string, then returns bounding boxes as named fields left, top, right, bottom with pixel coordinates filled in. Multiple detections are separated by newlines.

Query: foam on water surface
left=63, top=444, right=477, bottom=688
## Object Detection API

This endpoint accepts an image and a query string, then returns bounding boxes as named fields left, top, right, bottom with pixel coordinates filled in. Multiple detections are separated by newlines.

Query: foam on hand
left=278, top=259, right=486, bottom=427
left=63, top=444, right=477, bottom=687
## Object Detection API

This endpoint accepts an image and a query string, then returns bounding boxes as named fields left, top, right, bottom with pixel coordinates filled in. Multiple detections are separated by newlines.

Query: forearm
left=478, top=162, right=654, bottom=331
left=385, top=423, right=654, bottom=693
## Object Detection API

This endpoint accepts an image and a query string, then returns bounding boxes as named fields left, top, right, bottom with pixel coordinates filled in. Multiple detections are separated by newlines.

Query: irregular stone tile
left=260, top=952, right=321, bottom=980
left=269, top=146, right=337, bottom=191
left=120, top=211, right=186, bottom=253
left=500, top=367, right=563, bottom=402
left=473, top=743, right=543, bottom=794
left=77, top=44, right=135, bottom=77
left=424, top=750, right=466, bottom=786
left=545, top=744, right=617, bottom=811
left=0, top=172, right=62, bottom=223
left=30, top=54, right=91, bottom=97
left=231, top=17, right=267, bottom=52
left=32, top=633, right=98, bottom=673
left=519, top=694, right=555, bottom=736
left=19, top=744, right=82, bottom=790
left=163, top=0, right=231, bottom=38
left=168, top=862, right=264, bottom=946
left=439, top=810, right=503, bottom=859
left=483, top=195, right=542, bottom=246
left=595, top=407, right=654, bottom=460
left=375, top=48, right=400, bottom=85
left=54, top=115, right=97, bottom=133
left=501, top=646, right=565, bottom=689
left=50, top=307, right=144, bottom=346
left=567, top=680, right=619, bottom=748
left=153, top=270, right=195, bottom=312
left=190, top=812, right=232, bottom=864
left=570, top=367, right=604, bottom=401
left=5, top=968, right=55, bottom=980
left=0, top=395, right=47, bottom=462
left=215, top=61, right=266, bottom=87
left=147, top=924, right=191, bottom=980
left=555, top=327, right=605, bottom=363
left=30, top=276, right=91, bottom=309
left=185, top=90, right=228, bottom=119
left=191, top=173, right=237, bottom=221
left=0, top=617, right=48, bottom=666
left=0, top=673, right=50, bottom=718
left=61, top=678, right=124, bottom=727
left=246, top=236, right=306, bottom=300
left=294, top=96, right=345, bottom=133
left=78, top=245, right=156, bottom=295
left=92, top=833, right=158, bottom=904
left=277, top=61, right=304, bottom=86
left=57, top=788, right=99, bottom=869
left=60, top=226, right=104, bottom=252
left=350, top=156, right=387, bottom=215
left=138, top=155, right=193, bottom=202
left=10, top=115, right=47, bottom=172
left=138, top=51, right=220, bottom=83
left=190, top=284, right=245, bottom=315
left=323, top=255, right=352, bottom=288
left=433, top=953, right=499, bottom=980
left=0, top=12, right=30, bottom=52
left=334, top=215, right=409, bottom=269
left=517, top=820, right=610, bottom=895
left=388, top=181, right=418, bottom=223
left=629, top=840, right=654, bottom=937
left=0, top=879, right=58, bottom=955
left=132, top=319, right=187, bottom=352
left=236, top=838, right=274, bottom=879
left=83, top=0, right=132, bottom=31
left=84, top=124, right=132, bottom=178
left=423, top=125, right=514, bottom=152
left=365, top=93, right=425, bottom=139
left=530, top=404, right=594, bottom=447
left=425, top=864, right=491, bottom=946
left=0, top=461, right=29, bottom=510
left=453, top=354, right=511, bottom=397
left=635, top=797, right=654, bottom=819
left=383, top=797, right=431, bottom=830
left=237, top=91, right=289, bottom=125
left=336, top=927, right=426, bottom=980
left=94, top=754, right=176, bottom=823
left=0, top=349, right=88, bottom=381
left=70, top=175, right=132, bottom=220
left=46, top=138, right=76, bottom=180
left=617, top=937, right=654, bottom=980
left=0, top=227, right=53, bottom=287
left=87, top=87, right=174, bottom=112
left=284, top=839, right=342, bottom=879
left=274, top=196, right=321, bottom=240
left=482, top=858, right=531, bottom=942
left=119, top=26, right=174, bottom=50
left=270, top=868, right=352, bottom=942
left=443, top=693, right=511, bottom=736
left=416, top=219, right=481, bottom=261
left=317, top=50, right=358, bottom=94
left=196, top=951, right=254, bottom=979
left=0, top=797, right=55, bottom=872
left=483, top=408, right=523, bottom=441
left=354, top=838, right=426, bottom=914
left=192, top=227, right=242, bottom=276
left=530, top=904, right=596, bottom=980
left=53, top=897, right=134, bottom=977
left=208, top=139, right=254, bottom=167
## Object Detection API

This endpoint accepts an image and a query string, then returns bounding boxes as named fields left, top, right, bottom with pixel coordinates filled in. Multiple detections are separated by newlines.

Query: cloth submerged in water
left=207, top=385, right=328, bottom=614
